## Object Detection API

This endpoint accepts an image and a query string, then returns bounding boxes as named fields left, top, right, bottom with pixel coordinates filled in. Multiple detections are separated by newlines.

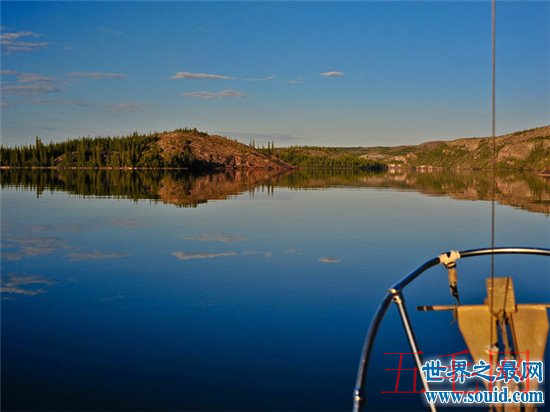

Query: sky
left=1, top=1, right=548, bottom=147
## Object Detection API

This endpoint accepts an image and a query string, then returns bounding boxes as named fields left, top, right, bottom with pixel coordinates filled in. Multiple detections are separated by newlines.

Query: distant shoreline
left=1, top=125, right=548, bottom=173
left=1, top=165, right=548, bottom=175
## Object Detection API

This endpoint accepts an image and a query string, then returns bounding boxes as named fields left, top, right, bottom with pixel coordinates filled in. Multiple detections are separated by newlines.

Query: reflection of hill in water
left=0, top=169, right=287, bottom=208
left=2, top=169, right=549, bottom=214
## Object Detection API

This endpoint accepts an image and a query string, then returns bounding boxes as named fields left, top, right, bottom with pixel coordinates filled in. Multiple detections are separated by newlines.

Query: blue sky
left=1, top=1, right=548, bottom=147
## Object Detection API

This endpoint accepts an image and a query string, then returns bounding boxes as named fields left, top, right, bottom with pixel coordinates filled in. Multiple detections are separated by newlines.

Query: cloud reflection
left=1, top=237, right=66, bottom=260
left=172, top=251, right=238, bottom=260
left=184, top=233, right=245, bottom=243
left=318, top=257, right=342, bottom=263
left=68, top=251, right=128, bottom=261
left=108, top=219, right=140, bottom=228
left=171, top=248, right=299, bottom=261
left=243, top=250, right=272, bottom=258
left=26, top=223, right=93, bottom=233
left=100, top=294, right=126, bottom=301
left=1, top=274, right=56, bottom=296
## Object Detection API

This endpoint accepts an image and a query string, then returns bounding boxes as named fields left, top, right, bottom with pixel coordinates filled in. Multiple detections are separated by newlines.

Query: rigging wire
left=489, top=0, right=497, bottom=352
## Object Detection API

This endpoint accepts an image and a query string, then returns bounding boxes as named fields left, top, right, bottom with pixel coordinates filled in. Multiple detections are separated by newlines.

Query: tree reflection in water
left=1, top=168, right=548, bottom=214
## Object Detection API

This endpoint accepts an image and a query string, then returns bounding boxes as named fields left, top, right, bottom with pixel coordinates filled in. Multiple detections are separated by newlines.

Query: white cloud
left=183, top=89, right=247, bottom=100
left=28, top=98, right=141, bottom=112
left=1, top=70, right=54, bottom=83
left=1, top=70, right=60, bottom=95
left=171, top=71, right=235, bottom=80
left=1, top=84, right=60, bottom=95
left=0, top=31, right=49, bottom=53
left=172, top=251, right=238, bottom=260
left=320, top=71, right=344, bottom=77
left=0, top=31, right=39, bottom=40
left=29, top=98, right=93, bottom=107
left=66, top=72, right=126, bottom=80
left=34, top=125, right=100, bottom=134
left=284, top=77, right=304, bottom=85
left=243, top=76, right=275, bottom=82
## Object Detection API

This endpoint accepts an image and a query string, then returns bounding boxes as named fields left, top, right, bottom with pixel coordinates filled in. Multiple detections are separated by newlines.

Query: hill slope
left=2, top=126, right=548, bottom=172
left=0, top=128, right=292, bottom=170
left=157, top=130, right=291, bottom=169
left=356, top=126, right=549, bottom=172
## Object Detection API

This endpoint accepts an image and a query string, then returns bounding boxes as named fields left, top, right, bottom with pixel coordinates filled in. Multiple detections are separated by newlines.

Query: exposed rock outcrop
left=157, top=131, right=292, bottom=170
left=358, top=126, right=550, bottom=172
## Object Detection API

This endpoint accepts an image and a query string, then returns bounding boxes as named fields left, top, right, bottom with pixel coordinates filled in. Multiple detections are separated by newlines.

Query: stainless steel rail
left=353, top=247, right=550, bottom=412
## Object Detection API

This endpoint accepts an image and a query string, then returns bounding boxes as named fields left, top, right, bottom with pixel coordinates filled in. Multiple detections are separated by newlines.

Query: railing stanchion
left=390, top=289, right=436, bottom=412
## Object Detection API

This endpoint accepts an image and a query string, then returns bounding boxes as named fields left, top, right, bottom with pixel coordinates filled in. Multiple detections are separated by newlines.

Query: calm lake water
left=1, top=169, right=549, bottom=411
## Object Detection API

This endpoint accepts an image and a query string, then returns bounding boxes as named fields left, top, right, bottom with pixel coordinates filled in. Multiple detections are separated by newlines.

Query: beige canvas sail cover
left=457, top=277, right=549, bottom=412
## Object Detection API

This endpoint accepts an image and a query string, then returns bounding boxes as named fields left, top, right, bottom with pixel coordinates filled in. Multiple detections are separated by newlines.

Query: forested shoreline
left=4, top=125, right=545, bottom=172
left=0, top=128, right=386, bottom=171
left=0, top=131, right=193, bottom=169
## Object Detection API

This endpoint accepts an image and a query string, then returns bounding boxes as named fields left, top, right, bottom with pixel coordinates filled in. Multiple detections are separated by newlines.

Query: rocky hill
left=357, top=126, right=549, bottom=173
left=157, top=130, right=291, bottom=170
left=0, top=128, right=292, bottom=170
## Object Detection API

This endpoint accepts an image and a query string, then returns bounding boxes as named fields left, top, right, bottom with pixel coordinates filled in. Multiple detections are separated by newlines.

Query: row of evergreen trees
left=1, top=128, right=386, bottom=171
left=0, top=130, right=202, bottom=168
left=263, top=146, right=386, bottom=170
left=249, top=140, right=276, bottom=155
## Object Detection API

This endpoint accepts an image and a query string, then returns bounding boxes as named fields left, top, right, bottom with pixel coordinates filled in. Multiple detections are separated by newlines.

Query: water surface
left=1, top=169, right=549, bottom=411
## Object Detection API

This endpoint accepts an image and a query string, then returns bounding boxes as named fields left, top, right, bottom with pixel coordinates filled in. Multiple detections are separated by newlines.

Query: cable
left=489, top=0, right=497, bottom=352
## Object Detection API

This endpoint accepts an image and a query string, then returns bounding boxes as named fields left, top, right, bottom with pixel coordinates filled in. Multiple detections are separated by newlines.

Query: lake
left=1, top=169, right=549, bottom=411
